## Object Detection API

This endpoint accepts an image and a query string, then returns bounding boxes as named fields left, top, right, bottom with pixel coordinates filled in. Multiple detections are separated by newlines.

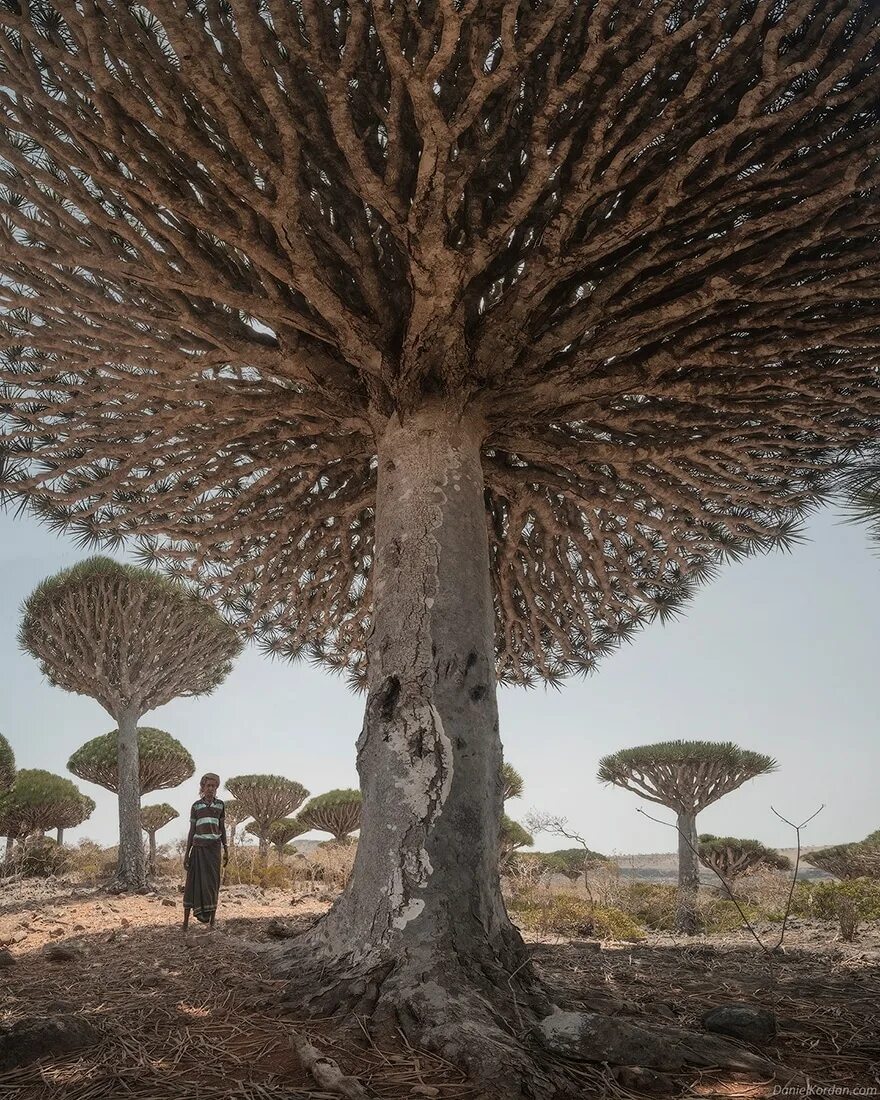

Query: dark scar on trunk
left=464, top=650, right=478, bottom=676
left=375, top=675, right=400, bottom=722
left=470, top=684, right=487, bottom=702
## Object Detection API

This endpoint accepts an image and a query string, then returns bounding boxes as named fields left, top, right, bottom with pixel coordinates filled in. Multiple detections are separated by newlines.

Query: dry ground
left=0, top=878, right=878, bottom=1099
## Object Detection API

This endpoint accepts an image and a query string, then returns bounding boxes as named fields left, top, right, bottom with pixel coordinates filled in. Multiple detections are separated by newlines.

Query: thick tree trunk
left=113, top=709, right=147, bottom=890
left=278, top=406, right=545, bottom=1078
left=258, top=834, right=270, bottom=862
left=676, top=809, right=700, bottom=934
left=56, top=828, right=64, bottom=845
left=147, top=830, right=156, bottom=872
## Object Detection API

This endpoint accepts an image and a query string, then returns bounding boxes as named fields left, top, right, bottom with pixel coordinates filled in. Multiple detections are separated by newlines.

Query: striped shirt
left=190, top=798, right=225, bottom=844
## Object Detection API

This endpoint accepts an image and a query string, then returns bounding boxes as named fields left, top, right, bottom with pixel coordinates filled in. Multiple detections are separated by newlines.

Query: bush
left=224, top=849, right=295, bottom=888
left=305, top=841, right=357, bottom=891
left=510, top=893, right=645, bottom=941
left=621, top=882, right=679, bottom=930
left=2, top=837, right=70, bottom=878
left=789, top=879, right=880, bottom=922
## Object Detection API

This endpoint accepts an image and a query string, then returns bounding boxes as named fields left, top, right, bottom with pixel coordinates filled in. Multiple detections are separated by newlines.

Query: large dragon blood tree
left=19, top=559, right=241, bottom=890
left=227, top=775, right=309, bottom=861
left=298, top=789, right=362, bottom=843
left=1, top=0, right=879, bottom=1091
left=598, top=741, right=777, bottom=932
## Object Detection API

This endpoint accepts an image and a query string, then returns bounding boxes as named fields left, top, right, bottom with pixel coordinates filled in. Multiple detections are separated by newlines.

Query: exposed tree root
left=290, top=1030, right=373, bottom=1099
left=274, top=939, right=780, bottom=1100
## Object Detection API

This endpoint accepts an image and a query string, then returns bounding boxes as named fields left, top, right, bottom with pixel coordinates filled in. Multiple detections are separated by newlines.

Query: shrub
left=306, top=840, right=357, bottom=890
left=224, top=848, right=296, bottom=888
left=2, top=837, right=70, bottom=878
left=790, top=879, right=880, bottom=922
left=510, top=893, right=645, bottom=941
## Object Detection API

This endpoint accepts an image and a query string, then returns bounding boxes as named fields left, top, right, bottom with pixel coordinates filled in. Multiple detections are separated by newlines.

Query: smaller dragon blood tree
left=598, top=741, right=777, bottom=933
left=227, top=775, right=309, bottom=861
left=222, top=800, right=248, bottom=851
left=805, top=831, right=880, bottom=881
left=299, top=790, right=362, bottom=844
left=53, top=793, right=97, bottom=846
left=698, top=836, right=791, bottom=889
left=0, top=733, right=14, bottom=796
left=246, top=817, right=309, bottom=862
left=500, top=817, right=533, bottom=870
left=140, top=803, right=180, bottom=871
left=68, top=728, right=195, bottom=797
left=20, top=558, right=241, bottom=890
left=502, top=765, right=524, bottom=803
left=0, top=769, right=91, bottom=843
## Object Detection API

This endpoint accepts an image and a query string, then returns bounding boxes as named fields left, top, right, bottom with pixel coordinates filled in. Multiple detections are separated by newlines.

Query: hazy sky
left=1, top=504, right=877, bottom=856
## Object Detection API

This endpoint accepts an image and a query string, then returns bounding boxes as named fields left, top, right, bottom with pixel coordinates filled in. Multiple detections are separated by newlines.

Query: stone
left=0, top=1016, right=101, bottom=1070
left=161, top=898, right=175, bottom=908
left=701, top=1004, right=777, bottom=1045
left=0, top=948, right=15, bottom=967
left=44, top=942, right=83, bottom=963
left=0, top=930, right=27, bottom=946
left=266, top=918, right=297, bottom=939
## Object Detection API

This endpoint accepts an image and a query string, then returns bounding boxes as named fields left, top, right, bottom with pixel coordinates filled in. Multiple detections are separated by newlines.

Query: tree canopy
left=68, top=727, right=195, bottom=796
left=501, top=764, right=524, bottom=802
left=0, top=733, right=14, bottom=795
left=597, top=740, right=778, bottom=811
left=246, top=817, right=308, bottom=851
left=0, top=1, right=878, bottom=686
left=19, top=557, right=242, bottom=720
left=298, top=789, right=362, bottom=841
left=804, top=831, right=880, bottom=880
left=0, top=769, right=91, bottom=836
left=227, top=775, right=310, bottom=838
left=500, top=816, right=533, bottom=862
left=698, top=834, right=791, bottom=880
left=140, top=803, right=180, bottom=834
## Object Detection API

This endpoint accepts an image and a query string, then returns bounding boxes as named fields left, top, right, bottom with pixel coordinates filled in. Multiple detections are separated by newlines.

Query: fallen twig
left=289, top=1029, right=372, bottom=1099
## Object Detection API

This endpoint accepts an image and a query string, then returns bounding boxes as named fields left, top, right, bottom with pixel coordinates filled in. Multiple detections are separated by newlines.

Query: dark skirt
left=184, top=841, right=221, bottom=923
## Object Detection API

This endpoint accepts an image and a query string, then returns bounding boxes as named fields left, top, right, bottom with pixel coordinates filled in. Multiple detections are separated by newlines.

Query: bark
left=56, top=828, right=64, bottom=845
left=147, top=830, right=157, bottom=872
left=258, top=834, right=270, bottom=862
left=676, top=810, right=700, bottom=934
left=113, top=709, right=147, bottom=890
left=278, top=405, right=547, bottom=1087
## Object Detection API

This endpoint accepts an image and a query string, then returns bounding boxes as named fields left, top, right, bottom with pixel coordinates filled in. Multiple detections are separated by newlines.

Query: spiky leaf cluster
left=698, top=834, right=791, bottom=880
left=0, top=733, right=14, bottom=795
left=18, top=558, right=242, bottom=720
left=597, top=740, right=777, bottom=812
left=140, top=803, right=179, bottom=834
left=804, top=831, right=880, bottom=880
left=1, top=1, right=879, bottom=686
left=227, top=775, right=309, bottom=839
left=68, top=727, right=194, bottom=796
left=0, top=769, right=91, bottom=836
left=298, top=789, right=362, bottom=841
left=835, top=444, right=880, bottom=552
left=501, top=764, right=524, bottom=802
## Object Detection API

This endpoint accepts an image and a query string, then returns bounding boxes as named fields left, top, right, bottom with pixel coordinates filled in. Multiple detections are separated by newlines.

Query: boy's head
left=200, top=773, right=220, bottom=800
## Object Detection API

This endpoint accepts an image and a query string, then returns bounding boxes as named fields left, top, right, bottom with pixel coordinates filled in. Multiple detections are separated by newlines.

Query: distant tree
left=540, top=848, right=610, bottom=884
left=698, top=835, right=791, bottom=889
left=140, top=803, right=180, bottom=872
left=228, top=776, right=309, bottom=861
left=20, top=558, right=241, bottom=889
left=0, top=733, right=14, bottom=796
left=0, top=769, right=91, bottom=844
left=524, top=811, right=609, bottom=888
left=805, top=831, right=880, bottom=881
left=502, top=764, right=524, bottom=803
left=598, top=741, right=776, bottom=933
left=53, top=793, right=97, bottom=845
left=69, top=727, right=195, bottom=797
left=222, top=799, right=248, bottom=851
left=500, top=817, right=533, bottom=870
left=299, top=790, right=362, bottom=843
left=246, top=817, right=309, bottom=862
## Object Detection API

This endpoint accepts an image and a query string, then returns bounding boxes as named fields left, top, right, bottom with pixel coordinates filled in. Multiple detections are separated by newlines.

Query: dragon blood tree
left=502, top=764, right=524, bottom=803
left=698, top=835, right=791, bottom=889
left=227, top=776, right=309, bottom=861
left=0, top=734, right=14, bottom=796
left=805, top=831, right=880, bottom=880
left=499, top=816, right=534, bottom=870
left=20, top=559, right=240, bottom=890
left=53, top=793, right=97, bottom=846
left=140, top=803, right=180, bottom=871
left=299, top=790, right=362, bottom=844
left=599, top=741, right=777, bottom=932
left=1, top=0, right=879, bottom=1089
left=246, top=817, right=308, bottom=862
left=222, top=800, right=247, bottom=852
left=0, top=769, right=91, bottom=843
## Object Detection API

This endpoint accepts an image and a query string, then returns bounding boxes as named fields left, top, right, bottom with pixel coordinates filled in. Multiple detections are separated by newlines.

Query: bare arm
left=184, top=808, right=196, bottom=868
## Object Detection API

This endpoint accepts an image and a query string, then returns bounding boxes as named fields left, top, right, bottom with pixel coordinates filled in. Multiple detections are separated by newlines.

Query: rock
left=0, top=930, right=28, bottom=946
left=265, top=919, right=297, bottom=939
left=0, top=948, right=15, bottom=967
left=44, top=942, right=83, bottom=963
left=613, top=1066, right=672, bottom=1093
left=0, top=1015, right=101, bottom=1070
left=410, top=1087, right=440, bottom=1097
left=701, top=1004, right=777, bottom=1045
left=120, top=917, right=130, bottom=928
left=161, top=898, right=175, bottom=908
